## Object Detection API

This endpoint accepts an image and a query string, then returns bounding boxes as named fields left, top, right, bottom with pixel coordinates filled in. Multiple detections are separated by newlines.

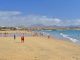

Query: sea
left=36, top=30, right=80, bottom=44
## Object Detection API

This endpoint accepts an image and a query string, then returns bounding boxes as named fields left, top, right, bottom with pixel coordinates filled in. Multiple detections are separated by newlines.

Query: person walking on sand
left=47, top=34, right=50, bottom=39
left=21, top=35, right=24, bottom=43
left=48, top=35, right=50, bottom=39
left=14, top=34, right=16, bottom=40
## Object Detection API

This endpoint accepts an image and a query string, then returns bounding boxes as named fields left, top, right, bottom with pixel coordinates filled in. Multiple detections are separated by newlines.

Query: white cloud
left=0, top=11, right=80, bottom=26
left=0, top=11, right=21, bottom=17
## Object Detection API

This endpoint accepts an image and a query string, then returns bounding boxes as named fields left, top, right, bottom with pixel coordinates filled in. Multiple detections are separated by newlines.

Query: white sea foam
left=42, top=32, right=50, bottom=36
left=60, top=33, right=78, bottom=42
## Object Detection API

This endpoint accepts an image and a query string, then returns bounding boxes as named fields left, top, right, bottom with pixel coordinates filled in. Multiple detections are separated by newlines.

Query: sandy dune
left=0, top=31, right=80, bottom=60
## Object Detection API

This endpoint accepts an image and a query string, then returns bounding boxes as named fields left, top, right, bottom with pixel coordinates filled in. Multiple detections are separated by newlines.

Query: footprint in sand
left=34, top=57, right=38, bottom=60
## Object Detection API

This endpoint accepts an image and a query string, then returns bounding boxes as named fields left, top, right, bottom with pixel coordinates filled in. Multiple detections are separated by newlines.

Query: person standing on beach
left=47, top=34, right=50, bottom=39
left=14, top=34, right=16, bottom=40
left=48, top=35, right=50, bottom=39
left=21, top=35, right=24, bottom=43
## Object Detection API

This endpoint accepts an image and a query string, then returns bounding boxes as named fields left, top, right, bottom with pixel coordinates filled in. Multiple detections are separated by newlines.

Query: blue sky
left=0, top=0, right=80, bottom=26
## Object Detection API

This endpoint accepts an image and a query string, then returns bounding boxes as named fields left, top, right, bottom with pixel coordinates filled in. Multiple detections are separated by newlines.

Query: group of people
left=0, top=32, right=25, bottom=43
left=1, top=32, right=51, bottom=43
left=33, top=32, right=51, bottom=39
left=14, top=34, right=24, bottom=43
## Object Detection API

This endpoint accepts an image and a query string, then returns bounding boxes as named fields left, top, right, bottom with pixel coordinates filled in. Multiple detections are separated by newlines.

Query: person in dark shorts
left=14, top=34, right=16, bottom=40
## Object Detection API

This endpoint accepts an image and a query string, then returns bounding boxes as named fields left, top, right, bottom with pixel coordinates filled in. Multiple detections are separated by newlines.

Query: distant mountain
left=28, top=24, right=80, bottom=30
left=1, top=24, right=80, bottom=29
left=29, top=24, right=46, bottom=27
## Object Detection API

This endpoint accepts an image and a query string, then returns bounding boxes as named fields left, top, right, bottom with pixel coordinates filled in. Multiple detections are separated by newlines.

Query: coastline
left=0, top=30, right=80, bottom=60
left=33, top=30, right=80, bottom=45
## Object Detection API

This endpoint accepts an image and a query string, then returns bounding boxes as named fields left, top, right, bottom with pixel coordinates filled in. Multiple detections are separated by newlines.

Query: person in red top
left=21, top=36, right=24, bottom=43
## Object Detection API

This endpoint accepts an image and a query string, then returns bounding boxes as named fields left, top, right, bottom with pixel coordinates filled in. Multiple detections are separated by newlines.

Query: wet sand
left=0, top=31, right=80, bottom=60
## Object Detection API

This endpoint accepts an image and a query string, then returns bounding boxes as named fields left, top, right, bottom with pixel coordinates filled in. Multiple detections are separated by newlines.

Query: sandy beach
left=0, top=31, right=80, bottom=60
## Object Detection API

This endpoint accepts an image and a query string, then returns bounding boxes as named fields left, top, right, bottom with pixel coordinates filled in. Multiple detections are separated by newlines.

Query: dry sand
left=0, top=31, right=80, bottom=60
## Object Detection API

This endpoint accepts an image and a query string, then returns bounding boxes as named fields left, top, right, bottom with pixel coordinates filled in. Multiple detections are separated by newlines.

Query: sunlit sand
left=0, top=31, right=80, bottom=60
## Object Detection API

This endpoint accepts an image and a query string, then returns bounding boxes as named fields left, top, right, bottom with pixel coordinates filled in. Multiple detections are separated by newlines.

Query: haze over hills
left=0, top=23, right=80, bottom=28
left=29, top=24, right=80, bottom=27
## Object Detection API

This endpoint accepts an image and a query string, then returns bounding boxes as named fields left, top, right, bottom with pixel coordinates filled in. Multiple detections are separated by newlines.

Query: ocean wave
left=41, top=32, right=50, bottom=36
left=60, top=33, right=78, bottom=43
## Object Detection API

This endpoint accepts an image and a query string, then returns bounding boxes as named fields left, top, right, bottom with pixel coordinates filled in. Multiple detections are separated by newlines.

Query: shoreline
left=34, top=30, right=80, bottom=45
left=0, top=30, right=80, bottom=45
